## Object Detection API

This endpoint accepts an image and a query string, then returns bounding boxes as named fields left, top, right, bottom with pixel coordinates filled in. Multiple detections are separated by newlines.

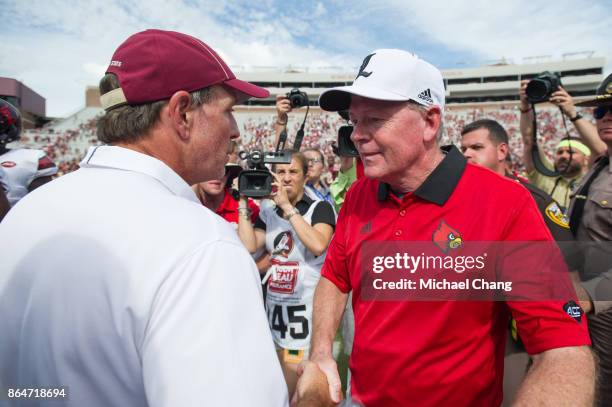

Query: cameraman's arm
left=237, top=196, right=266, bottom=254
left=550, top=87, right=607, bottom=159
left=274, top=94, right=292, bottom=147
left=519, top=80, right=536, bottom=173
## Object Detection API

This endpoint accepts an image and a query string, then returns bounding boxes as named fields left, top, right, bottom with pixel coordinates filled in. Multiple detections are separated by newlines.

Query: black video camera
left=526, top=71, right=562, bottom=104
left=238, top=150, right=292, bottom=198
left=286, top=88, right=309, bottom=108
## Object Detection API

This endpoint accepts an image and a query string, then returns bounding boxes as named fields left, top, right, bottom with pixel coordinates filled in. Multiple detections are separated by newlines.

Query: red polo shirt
left=322, top=146, right=590, bottom=407
left=216, top=188, right=259, bottom=224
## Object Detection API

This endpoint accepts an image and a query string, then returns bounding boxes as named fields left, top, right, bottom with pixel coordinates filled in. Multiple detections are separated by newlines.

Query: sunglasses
left=594, top=105, right=612, bottom=120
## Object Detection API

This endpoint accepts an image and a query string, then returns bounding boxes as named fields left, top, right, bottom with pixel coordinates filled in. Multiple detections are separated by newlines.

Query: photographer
left=275, top=93, right=292, bottom=136
left=519, top=80, right=603, bottom=210
left=303, top=148, right=333, bottom=205
left=237, top=150, right=335, bottom=398
left=192, top=163, right=260, bottom=225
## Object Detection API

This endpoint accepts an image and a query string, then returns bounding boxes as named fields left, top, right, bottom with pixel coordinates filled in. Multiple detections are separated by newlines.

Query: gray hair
left=96, top=73, right=215, bottom=144
left=407, top=101, right=445, bottom=143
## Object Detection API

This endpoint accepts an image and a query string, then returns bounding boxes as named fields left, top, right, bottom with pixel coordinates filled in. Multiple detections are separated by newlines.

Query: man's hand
left=308, top=353, right=343, bottom=404
left=276, top=94, right=292, bottom=123
left=291, top=361, right=337, bottom=407
left=519, top=79, right=531, bottom=111
left=549, top=86, right=577, bottom=118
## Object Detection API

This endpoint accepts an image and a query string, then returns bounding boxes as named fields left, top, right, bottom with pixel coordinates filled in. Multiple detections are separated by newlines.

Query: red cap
left=101, top=29, right=269, bottom=110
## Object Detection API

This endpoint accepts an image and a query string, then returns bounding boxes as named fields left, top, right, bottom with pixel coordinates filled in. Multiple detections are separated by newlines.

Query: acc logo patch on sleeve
left=563, top=300, right=583, bottom=323
left=545, top=202, right=569, bottom=229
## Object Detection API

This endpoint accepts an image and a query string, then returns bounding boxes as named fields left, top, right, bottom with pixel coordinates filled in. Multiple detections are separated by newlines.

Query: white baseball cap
left=319, top=49, right=445, bottom=112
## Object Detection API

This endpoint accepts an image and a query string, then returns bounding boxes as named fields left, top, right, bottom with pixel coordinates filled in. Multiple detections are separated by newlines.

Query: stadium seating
left=18, top=104, right=592, bottom=177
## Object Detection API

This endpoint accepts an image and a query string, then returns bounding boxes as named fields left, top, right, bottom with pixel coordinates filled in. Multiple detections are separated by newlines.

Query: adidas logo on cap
left=417, top=88, right=433, bottom=104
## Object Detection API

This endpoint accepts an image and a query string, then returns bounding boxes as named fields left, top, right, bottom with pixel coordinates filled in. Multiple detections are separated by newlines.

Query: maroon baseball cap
left=100, top=29, right=269, bottom=110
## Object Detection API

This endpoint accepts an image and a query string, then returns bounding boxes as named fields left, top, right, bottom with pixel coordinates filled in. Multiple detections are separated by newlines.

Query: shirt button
left=399, top=210, right=406, bottom=216
left=602, top=200, right=609, bottom=206
left=395, top=230, right=402, bottom=237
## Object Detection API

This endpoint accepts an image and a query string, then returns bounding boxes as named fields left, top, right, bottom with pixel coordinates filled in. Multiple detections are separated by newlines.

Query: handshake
left=291, top=360, right=339, bottom=407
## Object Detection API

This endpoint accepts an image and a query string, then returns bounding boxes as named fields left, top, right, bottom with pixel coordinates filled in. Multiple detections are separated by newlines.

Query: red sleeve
left=320, top=187, right=354, bottom=293
left=502, top=191, right=591, bottom=354
left=247, top=199, right=260, bottom=224
left=38, top=155, right=56, bottom=171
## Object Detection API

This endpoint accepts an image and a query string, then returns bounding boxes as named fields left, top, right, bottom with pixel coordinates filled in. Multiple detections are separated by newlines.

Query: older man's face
left=349, top=96, right=430, bottom=183
left=188, top=85, right=239, bottom=183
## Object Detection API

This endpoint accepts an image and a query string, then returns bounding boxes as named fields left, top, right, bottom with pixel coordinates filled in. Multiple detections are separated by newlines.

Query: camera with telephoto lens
left=238, top=150, right=292, bottom=198
left=286, top=88, right=309, bottom=108
left=526, top=71, right=562, bottom=104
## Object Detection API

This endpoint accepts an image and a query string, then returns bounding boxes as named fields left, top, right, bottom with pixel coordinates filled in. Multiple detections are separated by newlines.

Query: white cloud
left=82, top=63, right=107, bottom=79
left=314, top=2, right=327, bottom=17
left=1, top=0, right=609, bottom=117
left=0, top=0, right=354, bottom=116
left=384, top=0, right=612, bottom=68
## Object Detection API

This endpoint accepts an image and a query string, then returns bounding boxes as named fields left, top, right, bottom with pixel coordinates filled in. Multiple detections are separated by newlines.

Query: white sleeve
left=141, top=239, right=288, bottom=407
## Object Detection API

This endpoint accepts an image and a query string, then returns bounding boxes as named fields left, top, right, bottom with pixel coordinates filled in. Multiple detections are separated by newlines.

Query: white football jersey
left=260, top=201, right=327, bottom=350
left=0, top=149, right=57, bottom=206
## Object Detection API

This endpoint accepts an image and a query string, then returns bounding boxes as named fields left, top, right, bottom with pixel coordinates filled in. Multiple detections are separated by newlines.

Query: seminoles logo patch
left=1, top=161, right=16, bottom=168
left=563, top=300, right=583, bottom=323
left=432, top=220, right=463, bottom=254
left=272, top=231, right=294, bottom=258
left=545, top=202, right=569, bottom=229
left=268, top=260, right=299, bottom=294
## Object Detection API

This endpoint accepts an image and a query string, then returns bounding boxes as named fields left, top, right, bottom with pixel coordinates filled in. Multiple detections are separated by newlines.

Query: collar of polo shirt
left=377, top=145, right=467, bottom=205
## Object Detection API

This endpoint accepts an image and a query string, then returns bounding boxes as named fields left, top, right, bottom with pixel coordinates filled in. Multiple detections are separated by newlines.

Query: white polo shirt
left=0, top=145, right=288, bottom=407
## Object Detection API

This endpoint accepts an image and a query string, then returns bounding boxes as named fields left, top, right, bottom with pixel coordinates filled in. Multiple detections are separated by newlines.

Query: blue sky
left=1, top=0, right=611, bottom=117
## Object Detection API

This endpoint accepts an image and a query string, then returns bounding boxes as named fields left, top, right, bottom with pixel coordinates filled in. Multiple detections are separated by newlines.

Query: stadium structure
left=13, top=55, right=608, bottom=174
left=0, top=77, right=47, bottom=128
left=232, top=55, right=605, bottom=106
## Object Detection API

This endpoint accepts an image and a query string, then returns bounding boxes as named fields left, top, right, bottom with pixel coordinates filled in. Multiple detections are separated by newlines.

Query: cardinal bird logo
left=432, top=220, right=463, bottom=254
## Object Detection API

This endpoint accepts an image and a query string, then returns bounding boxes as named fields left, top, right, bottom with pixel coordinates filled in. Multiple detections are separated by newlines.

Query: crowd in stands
left=21, top=115, right=100, bottom=175
left=19, top=104, right=591, bottom=180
